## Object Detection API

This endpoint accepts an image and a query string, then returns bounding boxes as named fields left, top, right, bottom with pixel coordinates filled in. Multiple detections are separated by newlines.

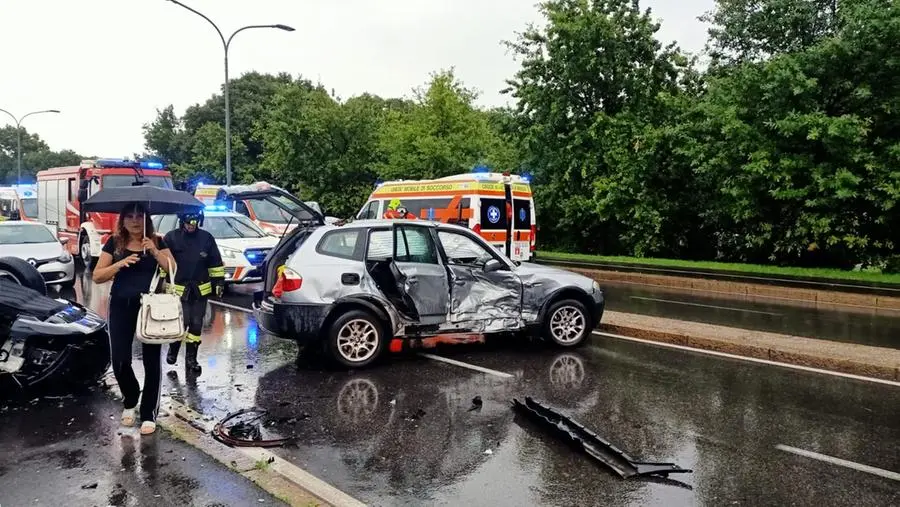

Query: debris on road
left=512, top=397, right=693, bottom=480
left=484, top=449, right=493, bottom=455
left=469, top=396, right=483, bottom=412
left=212, top=408, right=294, bottom=448
left=403, top=409, right=426, bottom=421
left=81, top=482, right=98, bottom=489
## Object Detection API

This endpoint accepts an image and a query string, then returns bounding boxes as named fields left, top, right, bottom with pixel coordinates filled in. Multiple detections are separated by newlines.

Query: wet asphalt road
left=219, top=278, right=900, bottom=349
left=601, top=281, right=900, bottom=349
left=36, top=273, right=900, bottom=507
left=0, top=391, right=284, bottom=506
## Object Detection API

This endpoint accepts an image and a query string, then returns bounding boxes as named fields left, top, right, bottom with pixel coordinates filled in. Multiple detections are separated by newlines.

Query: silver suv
left=238, top=189, right=605, bottom=368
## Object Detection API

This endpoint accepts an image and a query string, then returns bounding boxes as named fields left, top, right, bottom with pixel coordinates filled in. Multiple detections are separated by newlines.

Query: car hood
left=217, top=236, right=280, bottom=251
left=0, top=242, right=63, bottom=260
left=513, top=261, right=596, bottom=291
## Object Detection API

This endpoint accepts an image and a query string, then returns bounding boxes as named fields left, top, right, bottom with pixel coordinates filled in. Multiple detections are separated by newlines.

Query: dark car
left=0, top=257, right=110, bottom=394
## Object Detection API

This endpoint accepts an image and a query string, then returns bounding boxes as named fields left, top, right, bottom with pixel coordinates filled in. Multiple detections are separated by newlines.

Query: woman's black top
left=102, top=237, right=168, bottom=300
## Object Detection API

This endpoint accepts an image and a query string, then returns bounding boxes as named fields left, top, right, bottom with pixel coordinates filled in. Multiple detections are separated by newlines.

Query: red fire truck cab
left=35, top=159, right=175, bottom=267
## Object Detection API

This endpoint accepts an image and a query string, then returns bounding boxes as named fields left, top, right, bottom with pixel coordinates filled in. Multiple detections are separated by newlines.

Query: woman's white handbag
left=136, top=260, right=186, bottom=345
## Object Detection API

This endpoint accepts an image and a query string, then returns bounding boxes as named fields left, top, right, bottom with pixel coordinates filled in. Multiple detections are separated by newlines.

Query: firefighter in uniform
left=163, top=210, right=225, bottom=374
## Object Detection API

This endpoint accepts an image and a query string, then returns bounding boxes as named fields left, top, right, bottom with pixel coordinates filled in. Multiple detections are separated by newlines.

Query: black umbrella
left=82, top=184, right=206, bottom=248
left=82, top=185, right=205, bottom=215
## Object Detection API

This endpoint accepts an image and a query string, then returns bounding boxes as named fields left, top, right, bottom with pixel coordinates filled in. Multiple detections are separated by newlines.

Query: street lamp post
left=166, top=0, right=295, bottom=185
left=0, top=108, right=61, bottom=183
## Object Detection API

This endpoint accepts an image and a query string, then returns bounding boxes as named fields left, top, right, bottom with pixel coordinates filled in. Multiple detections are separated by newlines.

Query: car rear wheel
left=542, top=299, right=589, bottom=347
left=0, top=256, right=47, bottom=295
left=324, top=310, right=385, bottom=368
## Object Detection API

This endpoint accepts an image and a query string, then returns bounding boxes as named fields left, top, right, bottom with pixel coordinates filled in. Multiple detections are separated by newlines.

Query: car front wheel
left=542, top=299, right=590, bottom=347
left=324, top=310, right=385, bottom=368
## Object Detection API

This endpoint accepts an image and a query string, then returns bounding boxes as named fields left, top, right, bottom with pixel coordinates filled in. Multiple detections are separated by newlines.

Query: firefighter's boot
left=185, top=342, right=202, bottom=375
left=166, top=341, right=181, bottom=365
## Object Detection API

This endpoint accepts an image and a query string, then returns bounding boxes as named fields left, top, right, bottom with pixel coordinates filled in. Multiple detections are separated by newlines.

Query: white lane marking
left=418, top=353, right=514, bottom=378
left=775, top=444, right=900, bottom=482
left=592, top=331, right=900, bottom=387
left=630, top=296, right=782, bottom=316
left=209, top=299, right=253, bottom=314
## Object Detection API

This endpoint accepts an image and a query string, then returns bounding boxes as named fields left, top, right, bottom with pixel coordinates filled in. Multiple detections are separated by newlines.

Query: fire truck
left=35, top=159, right=175, bottom=267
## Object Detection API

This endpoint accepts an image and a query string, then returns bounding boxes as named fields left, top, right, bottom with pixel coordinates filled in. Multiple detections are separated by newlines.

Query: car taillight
left=473, top=223, right=481, bottom=234
left=272, top=267, right=302, bottom=298
left=530, top=225, right=537, bottom=251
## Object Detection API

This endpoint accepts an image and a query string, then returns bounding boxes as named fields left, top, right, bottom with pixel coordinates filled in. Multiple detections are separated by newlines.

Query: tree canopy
left=142, top=0, right=900, bottom=271
left=0, top=126, right=83, bottom=183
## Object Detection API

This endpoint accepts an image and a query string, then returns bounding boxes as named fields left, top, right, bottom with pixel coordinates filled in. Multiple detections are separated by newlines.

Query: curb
left=594, top=317, right=900, bottom=383
left=103, top=378, right=366, bottom=507
left=536, top=257, right=900, bottom=296
left=562, top=266, right=900, bottom=312
left=160, top=400, right=367, bottom=507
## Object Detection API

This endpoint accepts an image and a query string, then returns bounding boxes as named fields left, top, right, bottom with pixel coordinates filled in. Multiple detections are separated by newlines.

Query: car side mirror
left=60, top=237, right=70, bottom=245
left=78, top=189, right=88, bottom=202
left=484, top=259, right=505, bottom=273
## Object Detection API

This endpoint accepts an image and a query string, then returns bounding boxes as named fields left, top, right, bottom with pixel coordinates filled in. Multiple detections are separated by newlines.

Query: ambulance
left=356, top=168, right=537, bottom=262
left=0, top=185, right=38, bottom=222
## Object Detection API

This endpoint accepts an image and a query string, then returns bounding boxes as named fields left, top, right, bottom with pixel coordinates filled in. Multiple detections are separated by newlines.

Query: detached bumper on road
left=254, top=297, right=331, bottom=344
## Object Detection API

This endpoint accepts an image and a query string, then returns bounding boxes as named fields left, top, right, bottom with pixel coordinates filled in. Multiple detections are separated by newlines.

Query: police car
left=152, top=206, right=278, bottom=284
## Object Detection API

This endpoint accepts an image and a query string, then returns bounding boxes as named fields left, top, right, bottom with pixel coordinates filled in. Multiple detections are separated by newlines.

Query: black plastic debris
left=212, top=408, right=294, bottom=448
left=512, top=397, right=692, bottom=480
left=81, top=482, right=98, bottom=489
left=468, top=396, right=483, bottom=412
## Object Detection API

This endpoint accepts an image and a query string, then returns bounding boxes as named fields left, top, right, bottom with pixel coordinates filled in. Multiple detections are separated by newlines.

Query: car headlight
left=58, top=250, right=72, bottom=263
left=220, top=247, right=243, bottom=260
left=592, top=280, right=601, bottom=292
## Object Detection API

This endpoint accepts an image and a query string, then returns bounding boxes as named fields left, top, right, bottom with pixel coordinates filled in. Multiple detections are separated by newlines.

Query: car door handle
left=341, top=273, right=360, bottom=285
left=406, top=276, right=418, bottom=284
left=453, top=280, right=466, bottom=286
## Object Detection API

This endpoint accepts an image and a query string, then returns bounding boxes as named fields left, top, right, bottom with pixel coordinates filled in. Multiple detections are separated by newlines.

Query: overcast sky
left=0, top=0, right=714, bottom=157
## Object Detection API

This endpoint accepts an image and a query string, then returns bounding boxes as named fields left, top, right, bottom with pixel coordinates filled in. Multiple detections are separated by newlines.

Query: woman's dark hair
left=113, top=203, right=157, bottom=255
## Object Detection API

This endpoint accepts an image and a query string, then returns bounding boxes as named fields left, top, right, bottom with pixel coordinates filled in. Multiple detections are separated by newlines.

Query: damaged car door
left=436, top=228, right=523, bottom=329
left=386, top=224, right=450, bottom=326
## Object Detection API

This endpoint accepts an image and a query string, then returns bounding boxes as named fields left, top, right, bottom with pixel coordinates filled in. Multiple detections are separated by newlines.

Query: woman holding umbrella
left=92, top=203, right=176, bottom=434
left=84, top=181, right=202, bottom=435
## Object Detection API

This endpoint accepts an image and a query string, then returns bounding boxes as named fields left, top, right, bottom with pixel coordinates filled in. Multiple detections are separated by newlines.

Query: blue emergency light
left=472, top=164, right=490, bottom=173
left=520, top=172, right=532, bottom=183
left=204, top=204, right=228, bottom=212
left=140, top=161, right=164, bottom=169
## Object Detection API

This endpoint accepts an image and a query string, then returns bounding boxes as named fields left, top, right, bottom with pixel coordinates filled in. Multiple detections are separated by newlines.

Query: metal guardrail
left=535, top=256, right=900, bottom=298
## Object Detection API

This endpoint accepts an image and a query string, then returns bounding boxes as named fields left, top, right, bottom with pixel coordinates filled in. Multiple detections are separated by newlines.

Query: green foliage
left=142, top=0, right=900, bottom=272
left=0, top=126, right=83, bottom=183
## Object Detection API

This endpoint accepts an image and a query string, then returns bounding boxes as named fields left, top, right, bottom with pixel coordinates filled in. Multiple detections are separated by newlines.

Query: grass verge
left=537, top=251, right=900, bottom=285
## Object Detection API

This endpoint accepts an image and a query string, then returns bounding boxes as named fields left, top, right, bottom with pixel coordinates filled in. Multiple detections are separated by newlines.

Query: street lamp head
left=48, top=109, right=61, bottom=113
left=273, top=24, right=295, bottom=32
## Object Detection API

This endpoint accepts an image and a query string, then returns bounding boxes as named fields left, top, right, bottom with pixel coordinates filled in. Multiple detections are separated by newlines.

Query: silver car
left=240, top=189, right=605, bottom=368
left=0, top=221, right=75, bottom=288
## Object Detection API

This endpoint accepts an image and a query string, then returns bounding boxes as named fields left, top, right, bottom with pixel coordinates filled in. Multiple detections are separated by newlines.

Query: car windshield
left=0, top=224, right=57, bottom=244
left=251, top=196, right=314, bottom=223
left=203, top=216, right=267, bottom=239
left=21, top=198, right=38, bottom=218
left=102, top=174, right=174, bottom=189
